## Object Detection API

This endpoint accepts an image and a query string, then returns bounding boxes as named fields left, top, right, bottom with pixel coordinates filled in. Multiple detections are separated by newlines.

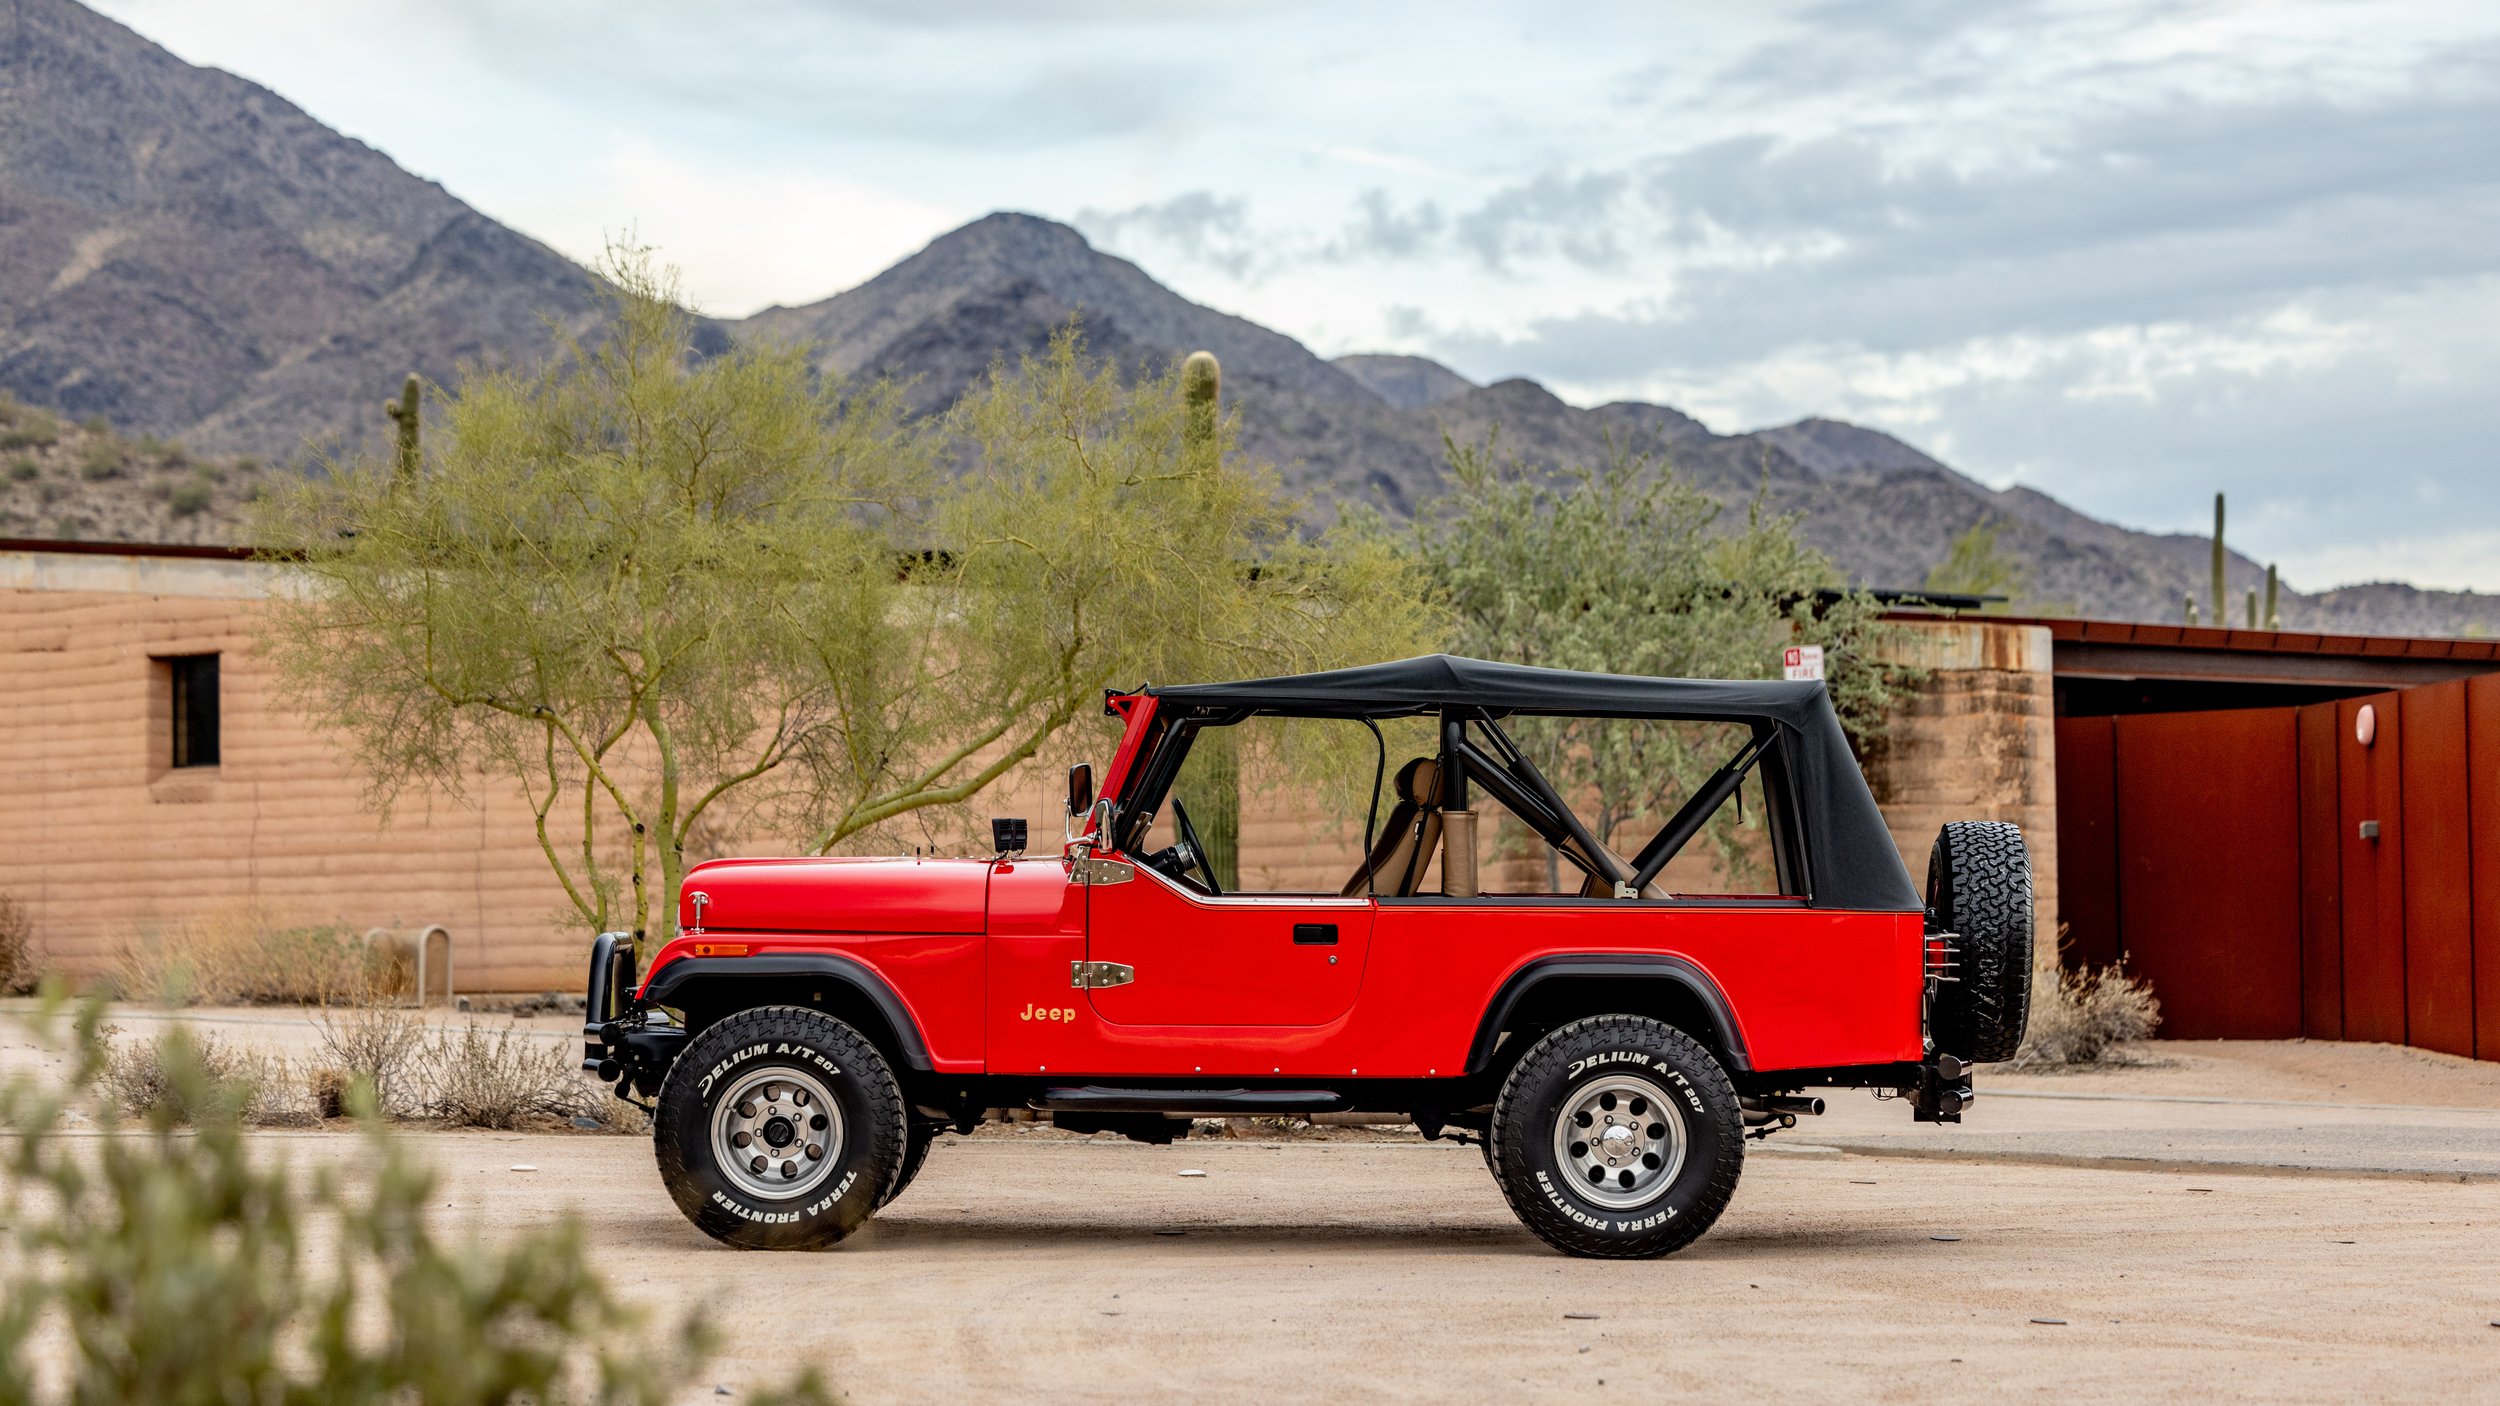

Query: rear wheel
left=1487, top=1015, right=1743, bottom=1259
left=1925, top=821, right=2035, bottom=1064
left=654, top=1006, right=904, bottom=1250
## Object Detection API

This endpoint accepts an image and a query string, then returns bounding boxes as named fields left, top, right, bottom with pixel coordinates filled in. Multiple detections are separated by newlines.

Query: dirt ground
left=8, top=1008, right=2500, bottom=1403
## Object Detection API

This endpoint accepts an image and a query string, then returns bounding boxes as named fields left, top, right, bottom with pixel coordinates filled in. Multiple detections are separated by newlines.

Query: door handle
left=1293, top=923, right=1338, bottom=945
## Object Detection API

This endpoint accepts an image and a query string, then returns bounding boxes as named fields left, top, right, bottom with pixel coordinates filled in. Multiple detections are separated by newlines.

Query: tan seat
left=1341, top=758, right=1445, bottom=897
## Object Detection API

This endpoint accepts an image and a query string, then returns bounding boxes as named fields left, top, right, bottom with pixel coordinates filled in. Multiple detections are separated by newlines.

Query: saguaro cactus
left=1178, top=350, right=1239, bottom=890
left=384, top=374, right=421, bottom=487
left=2264, top=563, right=2280, bottom=630
left=2184, top=593, right=2200, bottom=626
left=2209, top=492, right=2226, bottom=627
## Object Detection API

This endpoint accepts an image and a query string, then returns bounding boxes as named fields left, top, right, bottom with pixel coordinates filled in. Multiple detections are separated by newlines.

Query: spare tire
left=1924, top=821, right=2034, bottom=1064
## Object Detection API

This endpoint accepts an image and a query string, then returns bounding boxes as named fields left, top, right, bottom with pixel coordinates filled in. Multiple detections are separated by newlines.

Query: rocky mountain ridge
left=0, top=0, right=2488, bottom=636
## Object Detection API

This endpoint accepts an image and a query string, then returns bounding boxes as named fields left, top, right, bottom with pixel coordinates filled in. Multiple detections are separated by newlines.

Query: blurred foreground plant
left=0, top=990, right=830, bottom=1404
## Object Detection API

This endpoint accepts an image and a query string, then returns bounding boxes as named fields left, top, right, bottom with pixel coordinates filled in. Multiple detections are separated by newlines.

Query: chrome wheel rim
left=1551, top=1073, right=1686, bottom=1210
left=711, top=1067, right=844, bottom=1202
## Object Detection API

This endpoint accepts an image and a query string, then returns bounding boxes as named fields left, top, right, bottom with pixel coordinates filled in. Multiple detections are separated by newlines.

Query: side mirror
left=1067, top=762, right=1095, bottom=817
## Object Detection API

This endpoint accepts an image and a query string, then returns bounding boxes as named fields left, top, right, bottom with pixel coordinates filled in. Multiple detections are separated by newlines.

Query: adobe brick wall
left=0, top=550, right=596, bottom=992
left=1861, top=620, right=2061, bottom=966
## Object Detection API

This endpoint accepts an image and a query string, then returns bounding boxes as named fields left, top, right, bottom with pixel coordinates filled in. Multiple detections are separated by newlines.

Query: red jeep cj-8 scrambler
left=583, top=655, right=2032, bottom=1258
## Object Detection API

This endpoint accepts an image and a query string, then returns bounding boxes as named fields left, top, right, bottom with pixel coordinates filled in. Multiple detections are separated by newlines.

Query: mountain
left=0, top=0, right=602, bottom=462
left=3, top=0, right=2492, bottom=636
left=731, top=221, right=2492, bottom=633
left=742, top=213, right=1375, bottom=411
left=1334, top=353, right=1477, bottom=409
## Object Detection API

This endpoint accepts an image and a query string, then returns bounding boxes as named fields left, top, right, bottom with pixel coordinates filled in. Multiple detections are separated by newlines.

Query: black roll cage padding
left=637, top=953, right=936, bottom=1071
left=1446, top=736, right=1607, bottom=886
left=1447, top=712, right=1626, bottom=889
left=1466, top=955, right=1752, bottom=1074
left=1624, top=727, right=1777, bottom=895
left=1359, top=717, right=1387, bottom=899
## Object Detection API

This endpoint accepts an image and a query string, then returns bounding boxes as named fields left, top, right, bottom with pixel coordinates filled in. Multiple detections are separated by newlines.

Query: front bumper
left=581, top=931, right=685, bottom=1100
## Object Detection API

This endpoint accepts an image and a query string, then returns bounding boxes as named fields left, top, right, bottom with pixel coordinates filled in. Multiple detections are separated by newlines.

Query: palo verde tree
left=261, top=253, right=1432, bottom=957
left=1415, top=433, right=1909, bottom=884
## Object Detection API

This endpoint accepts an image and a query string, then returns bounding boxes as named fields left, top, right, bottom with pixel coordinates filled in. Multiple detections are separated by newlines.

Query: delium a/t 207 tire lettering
left=653, top=1006, right=906, bottom=1250
left=1488, top=1015, right=1744, bottom=1259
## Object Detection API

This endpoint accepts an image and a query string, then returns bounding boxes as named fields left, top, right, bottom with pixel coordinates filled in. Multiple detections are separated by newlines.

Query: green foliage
left=0, top=996, right=832, bottom=1405
left=168, top=475, right=215, bottom=517
left=259, top=251, right=1433, bottom=956
left=1923, top=519, right=2027, bottom=606
left=385, top=372, right=423, bottom=485
left=79, top=414, right=110, bottom=435
left=1415, top=434, right=1913, bottom=877
left=1175, top=349, right=1238, bottom=887
left=0, top=410, right=59, bottom=451
left=5, top=456, right=35, bottom=482
left=78, top=437, right=126, bottom=481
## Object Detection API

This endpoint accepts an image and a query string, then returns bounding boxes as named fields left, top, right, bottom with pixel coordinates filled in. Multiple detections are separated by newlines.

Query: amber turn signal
left=690, top=941, right=752, bottom=958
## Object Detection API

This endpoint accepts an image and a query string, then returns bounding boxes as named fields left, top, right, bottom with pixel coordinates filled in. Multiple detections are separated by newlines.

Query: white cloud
left=518, top=144, right=958, bottom=316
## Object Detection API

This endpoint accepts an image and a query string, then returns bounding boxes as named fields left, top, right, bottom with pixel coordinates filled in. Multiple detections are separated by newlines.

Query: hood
left=678, top=856, right=992, bottom=936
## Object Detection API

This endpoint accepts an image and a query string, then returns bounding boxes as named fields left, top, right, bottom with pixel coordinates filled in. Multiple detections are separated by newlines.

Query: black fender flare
left=1464, top=955, right=1751, bottom=1074
left=638, top=953, right=935, bottom=1072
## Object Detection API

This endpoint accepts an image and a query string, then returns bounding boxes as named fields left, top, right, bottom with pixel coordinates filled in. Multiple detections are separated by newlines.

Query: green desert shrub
left=168, top=475, right=215, bottom=516
left=7, top=455, right=38, bottom=482
left=0, top=410, right=59, bottom=449
left=78, top=436, right=126, bottom=480
left=0, top=996, right=833, bottom=1404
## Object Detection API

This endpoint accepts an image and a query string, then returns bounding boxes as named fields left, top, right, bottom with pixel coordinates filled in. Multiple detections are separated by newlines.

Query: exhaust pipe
left=1739, top=1093, right=1826, bottom=1128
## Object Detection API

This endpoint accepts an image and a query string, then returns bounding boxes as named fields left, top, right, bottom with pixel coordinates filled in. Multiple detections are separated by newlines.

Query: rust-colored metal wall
left=2053, top=683, right=2488, bottom=1059
left=2470, top=678, right=2500, bottom=1063
left=2337, top=695, right=2408, bottom=1044
left=2296, top=702, right=2345, bottom=1039
left=2052, top=716, right=2120, bottom=968
left=2108, top=709, right=2303, bottom=1039
left=2399, top=681, right=2476, bottom=1057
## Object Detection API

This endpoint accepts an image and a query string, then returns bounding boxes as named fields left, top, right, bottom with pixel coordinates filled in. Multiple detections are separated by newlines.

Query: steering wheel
left=1169, top=796, right=1224, bottom=896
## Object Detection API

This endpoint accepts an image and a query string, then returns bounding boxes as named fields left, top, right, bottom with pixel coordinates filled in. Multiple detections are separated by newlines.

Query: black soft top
left=1144, top=654, right=1920, bottom=913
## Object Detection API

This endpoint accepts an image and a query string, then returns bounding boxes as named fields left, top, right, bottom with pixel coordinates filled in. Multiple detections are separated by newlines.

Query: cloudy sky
left=96, top=0, right=2500, bottom=592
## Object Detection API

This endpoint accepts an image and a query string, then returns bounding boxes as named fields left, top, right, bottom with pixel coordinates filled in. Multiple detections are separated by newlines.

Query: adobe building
left=4, top=537, right=2495, bottom=1065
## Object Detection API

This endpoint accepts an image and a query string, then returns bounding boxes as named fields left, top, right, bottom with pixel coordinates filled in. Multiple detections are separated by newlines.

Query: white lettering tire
left=654, top=1006, right=906, bottom=1250
left=1488, top=1015, right=1744, bottom=1258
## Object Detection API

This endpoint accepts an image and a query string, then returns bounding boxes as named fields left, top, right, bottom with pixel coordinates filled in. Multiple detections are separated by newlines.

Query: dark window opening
left=168, top=654, right=220, bottom=768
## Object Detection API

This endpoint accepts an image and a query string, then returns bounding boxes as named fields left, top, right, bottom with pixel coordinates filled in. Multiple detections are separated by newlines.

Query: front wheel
left=1488, top=1015, right=1744, bottom=1258
left=654, top=1006, right=906, bottom=1250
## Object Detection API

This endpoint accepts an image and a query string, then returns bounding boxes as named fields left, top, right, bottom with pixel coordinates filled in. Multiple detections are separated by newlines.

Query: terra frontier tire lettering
left=1488, top=1015, right=1744, bottom=1259
left=654, top=1006, right=905, bottom=1250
